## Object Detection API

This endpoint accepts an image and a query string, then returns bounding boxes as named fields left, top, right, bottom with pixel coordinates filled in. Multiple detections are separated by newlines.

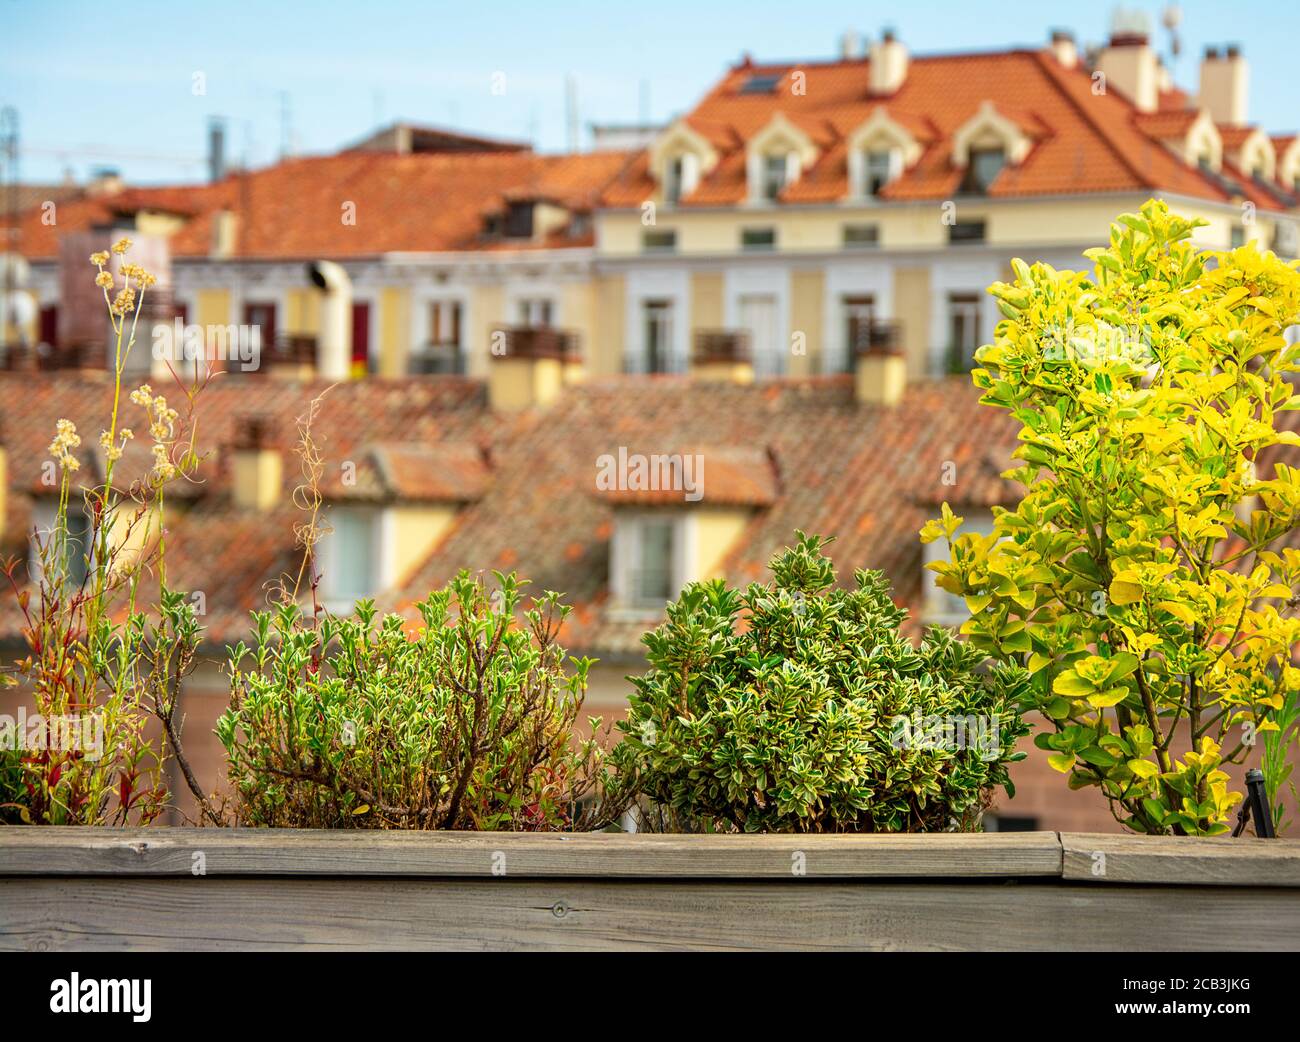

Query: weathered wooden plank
left=0, top=828, right=1064, bottom=880
left=1061, top=832, right=1300, bottom=887
left=4, top=876, right=1296, bottom=951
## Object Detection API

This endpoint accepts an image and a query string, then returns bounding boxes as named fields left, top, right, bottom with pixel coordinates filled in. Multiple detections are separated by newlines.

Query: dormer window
left=30, top=500, right=91, bottom=588
left=845, top=111, right=922, bottom=202
left=951, top=103, right=1030, bottom=194
left=320, top=506, right=379, bottom=613
left=746, top=115, right=816, bottom=205
left=961, top=147, right=1006, bottom=195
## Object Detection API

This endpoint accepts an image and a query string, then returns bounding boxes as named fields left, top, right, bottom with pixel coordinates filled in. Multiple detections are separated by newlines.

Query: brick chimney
left=1096, top=17, right=1158, bottom=112
left=487, top=327, right=576, bottom=410
left=231, top=415, right=281, bottom=511
left=691, top=330, right=754, bottom=385
left=868, top=29, right=908, bottom=95
left=1199, top=44, right=1249, bottom=125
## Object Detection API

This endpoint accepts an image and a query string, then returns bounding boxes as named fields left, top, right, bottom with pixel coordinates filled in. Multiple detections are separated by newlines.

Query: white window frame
left=610, top=512, right=692, bottom=614
left=319, top=505, right=382, bottom=614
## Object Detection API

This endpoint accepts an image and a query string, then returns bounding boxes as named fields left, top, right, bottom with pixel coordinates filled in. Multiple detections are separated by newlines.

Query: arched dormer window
left=951, top=102, right=1032, bottom=195
left=1228, top=128, right=1276, bottom=183
left=845, top=109, right=921, bottom=199
left=1181, top=111, right=1223, bottom=173
left=746, top=115, right=817, bottom=205
left=1276, top=137, right=1300, bottom=191
left=649, top=120, right=718, bottom=206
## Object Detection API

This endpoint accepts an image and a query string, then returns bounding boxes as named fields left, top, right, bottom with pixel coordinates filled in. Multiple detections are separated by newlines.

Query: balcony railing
left=692, top=329, right=752, bottom=365
left=849, top=320, right=903, bottom=358
left=491, top=326, right=580, bottom=361
left=1, top=341, right=101, bottom=372
left=239, top=334, right=317, bottom=375
left=409, top=342, right=466, bottom=375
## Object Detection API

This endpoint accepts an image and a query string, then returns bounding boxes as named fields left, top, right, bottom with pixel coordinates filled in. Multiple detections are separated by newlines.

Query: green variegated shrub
left=219, top=572, right=627, bottom=830
left=612, top=533, right=1029, bottom=833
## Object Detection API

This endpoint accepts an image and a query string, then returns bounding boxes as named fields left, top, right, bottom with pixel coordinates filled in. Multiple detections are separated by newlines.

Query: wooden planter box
left=2, top=829, right=1297, bottom=951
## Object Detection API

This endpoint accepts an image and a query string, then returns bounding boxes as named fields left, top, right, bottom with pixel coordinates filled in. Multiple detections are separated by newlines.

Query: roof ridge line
left=1027, top=49, right=1158, bottom=193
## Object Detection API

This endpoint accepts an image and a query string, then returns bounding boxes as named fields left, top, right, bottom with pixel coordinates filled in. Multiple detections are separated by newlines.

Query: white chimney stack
left=1048, top=29, right=1078, bottom=69
left=1096, top=11, right=1159, bottom=113
left=868, top=29, right=908, bottom=95
left=1199, top=44, right=1249, bottom=126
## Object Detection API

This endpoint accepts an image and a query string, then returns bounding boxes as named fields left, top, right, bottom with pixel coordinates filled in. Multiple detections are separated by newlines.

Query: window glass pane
left=843, top=295, right=876, bottom=365
left=763, top=154, right=787, bottom=200
left=635, top=520, right=674, bottom=603
left=643, top=300, right=673, bottom=373
left=332, top=512, right=375, bottom=602
left=665, top=157, right=683, bottom=203
left=842, top=224, right=880, bottom=248
left=963, top=148, right=1005, bottom=194
left=865, top=150, right=892, bottom=195
left=947, top=294, right=981, bottom=372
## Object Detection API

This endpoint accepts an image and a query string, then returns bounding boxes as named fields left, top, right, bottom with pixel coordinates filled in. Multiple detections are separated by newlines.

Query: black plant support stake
left=1233, top=767, right=1276, bottom=839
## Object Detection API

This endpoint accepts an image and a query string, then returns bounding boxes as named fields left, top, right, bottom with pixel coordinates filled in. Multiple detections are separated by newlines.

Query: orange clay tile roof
left=5, top=149, right=637, bottom=262
left=595, top=445, right=778, bottom=507
left=319, top=441, right=491, bottom=502
left=599, top=48, right=1294, bottom=211
left=3, top=372, right=1297, bottom=652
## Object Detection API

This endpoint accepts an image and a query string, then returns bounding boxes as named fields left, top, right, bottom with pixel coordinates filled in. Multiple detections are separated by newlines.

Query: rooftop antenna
left=565, top=75, right=579, bottom=153
left=0, top=106, right=18, bottom=354
left=278, top=90, right=293, bottom=160
left=1161, top=4, right=1183, bottom=73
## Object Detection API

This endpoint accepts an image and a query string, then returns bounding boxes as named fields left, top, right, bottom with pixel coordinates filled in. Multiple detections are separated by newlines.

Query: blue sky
left=2, top=0, right=1296, bottom=184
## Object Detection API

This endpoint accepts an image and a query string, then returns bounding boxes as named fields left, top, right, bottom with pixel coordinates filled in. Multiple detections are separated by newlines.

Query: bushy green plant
left=611, top=534, right=1030, bottom=833
left=923, top=200, right=1300, bottom=835
left=219, top=572, right=626, bottom=830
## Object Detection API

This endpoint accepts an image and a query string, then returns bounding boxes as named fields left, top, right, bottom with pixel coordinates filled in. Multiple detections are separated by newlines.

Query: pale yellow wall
left=194, top=289, right=231, bottom=329
left=694, top=507, right=751, bottom=578
left=283, top=288, right=322, bottom=336
left=789, top=269, right=824, bottom=376
left=592, top=274, right=625, bottom=376
left=561, top=281, right=595, bottom=375
left=377, top=286, right=409, bottom=378
left=892, top=266, right=932, bottom=379
left=689, top=272, right=724, bottom=330
left=470, top=283, right=504, bottom=378
left=597, top=196, right=1156, bottom=255
left=104, top=503, right=162, bottom=573
left=388, top=504, right=456, bottom=586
